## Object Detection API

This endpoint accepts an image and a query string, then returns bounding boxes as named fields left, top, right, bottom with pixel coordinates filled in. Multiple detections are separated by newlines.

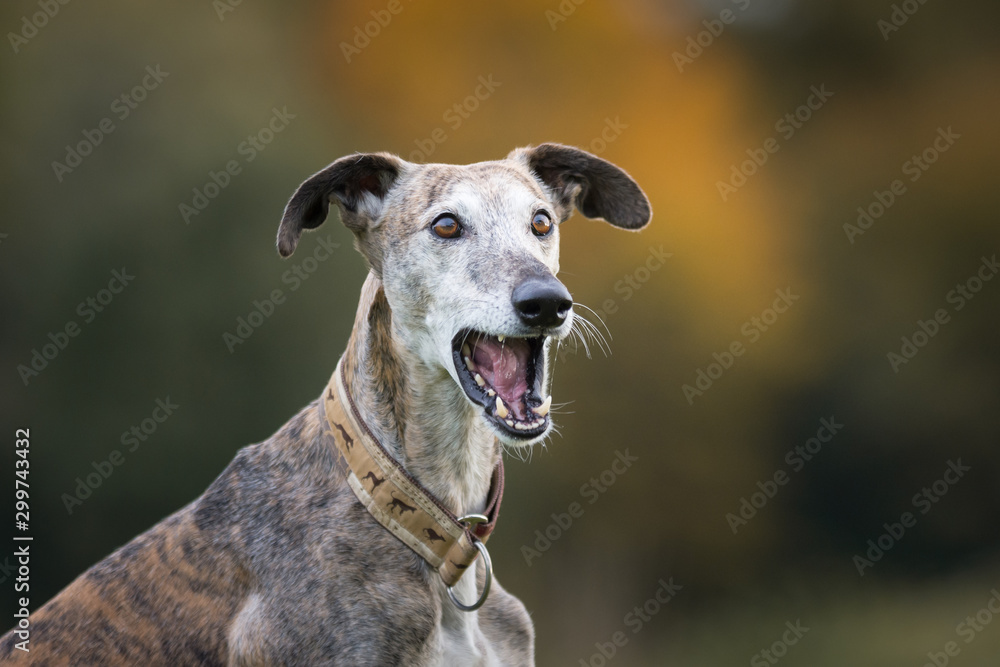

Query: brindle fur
left=1, top=144, right=650, bottom=665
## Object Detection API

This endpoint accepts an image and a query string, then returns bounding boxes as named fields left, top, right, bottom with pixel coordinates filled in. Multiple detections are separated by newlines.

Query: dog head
left=277, top=143, right=651, bottom=446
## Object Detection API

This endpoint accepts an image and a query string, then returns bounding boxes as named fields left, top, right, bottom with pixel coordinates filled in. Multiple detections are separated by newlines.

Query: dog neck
left=340, top=273, right=500, bottom=518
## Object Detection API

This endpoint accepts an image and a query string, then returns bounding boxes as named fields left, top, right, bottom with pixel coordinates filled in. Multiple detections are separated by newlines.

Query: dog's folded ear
left=511, top=143, right=651, bottom=230
left=277, top=152, right=406, bottom=257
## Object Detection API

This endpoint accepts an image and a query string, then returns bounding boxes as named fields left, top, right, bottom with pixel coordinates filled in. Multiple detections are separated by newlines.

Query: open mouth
left=452, top=330, right=552, bottom=441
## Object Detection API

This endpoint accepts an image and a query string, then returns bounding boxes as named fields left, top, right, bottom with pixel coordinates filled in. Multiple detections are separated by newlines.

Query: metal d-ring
left=446, top=514, right=493, bottom=612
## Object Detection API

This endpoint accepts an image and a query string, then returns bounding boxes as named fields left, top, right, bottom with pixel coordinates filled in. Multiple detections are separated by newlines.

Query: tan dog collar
left=324, top=359, right=504, bottom=611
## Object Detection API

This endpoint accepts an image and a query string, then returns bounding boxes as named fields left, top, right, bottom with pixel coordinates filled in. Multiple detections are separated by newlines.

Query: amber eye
left=531, top=212, right=553, bottom=237
left=431, top=214, right=462, bottom=239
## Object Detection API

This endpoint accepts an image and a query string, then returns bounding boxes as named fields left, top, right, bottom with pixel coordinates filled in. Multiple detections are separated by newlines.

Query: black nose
left=512, top=275, right=573, bottom=328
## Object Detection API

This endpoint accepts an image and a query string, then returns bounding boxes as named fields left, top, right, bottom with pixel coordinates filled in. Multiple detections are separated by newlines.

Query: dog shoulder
left=2, top=502, right=249, bottom=664
left=0, top=401, right=338, bottom=664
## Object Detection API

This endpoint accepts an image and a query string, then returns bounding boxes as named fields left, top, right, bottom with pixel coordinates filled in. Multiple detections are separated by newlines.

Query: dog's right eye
left=431, top=215, right=463, bottom=239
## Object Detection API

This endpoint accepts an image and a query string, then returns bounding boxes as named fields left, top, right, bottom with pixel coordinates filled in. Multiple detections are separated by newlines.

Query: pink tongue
left=471, top=337, right=530, bottom=416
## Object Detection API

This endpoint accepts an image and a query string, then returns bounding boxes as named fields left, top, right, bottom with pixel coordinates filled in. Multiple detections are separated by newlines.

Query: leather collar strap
left=323, top=359, right=504, bottom=590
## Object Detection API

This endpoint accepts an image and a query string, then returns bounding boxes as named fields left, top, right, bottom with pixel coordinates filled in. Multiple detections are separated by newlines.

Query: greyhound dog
left=1, top=144, right=650, bottom=665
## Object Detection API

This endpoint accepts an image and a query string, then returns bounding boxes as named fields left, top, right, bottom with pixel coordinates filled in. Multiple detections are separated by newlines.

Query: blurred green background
left=2, top=1, right=999, bottom=664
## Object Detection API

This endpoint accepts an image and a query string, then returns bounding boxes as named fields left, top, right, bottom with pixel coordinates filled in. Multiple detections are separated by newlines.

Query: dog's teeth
left=531, top=396, right=552, bottom=418
left=505, top=419, right=515, bottom=427
left=498, top=334, right=505, bottom=342
left=462, top=344, right=472, bottom=358
left=474, top=373, right=486, bottom=387
left=486, top=389, right=496, bottom=397
left=495, top=396, right=509, bottom=419
left=465, top=356, right=476, bottom=371
left=514, top=422, right=529, bottom=430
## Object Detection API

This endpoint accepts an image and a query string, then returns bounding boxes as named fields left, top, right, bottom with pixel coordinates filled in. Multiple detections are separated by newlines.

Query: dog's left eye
left=431, top=215, right=463, bottom=239
left=531, top=212, right=553, bottom=237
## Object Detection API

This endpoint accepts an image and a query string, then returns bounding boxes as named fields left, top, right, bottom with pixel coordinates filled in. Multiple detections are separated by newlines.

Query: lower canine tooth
left=495, top=396, right=509, bottom=419
left=531, top=395, right=552, bottom=418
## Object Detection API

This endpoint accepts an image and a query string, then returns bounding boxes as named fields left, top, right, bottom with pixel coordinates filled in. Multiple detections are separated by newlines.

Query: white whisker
left=571, top=306, right=612, bottom=357
left=573, top=303, right=612, bottom=342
